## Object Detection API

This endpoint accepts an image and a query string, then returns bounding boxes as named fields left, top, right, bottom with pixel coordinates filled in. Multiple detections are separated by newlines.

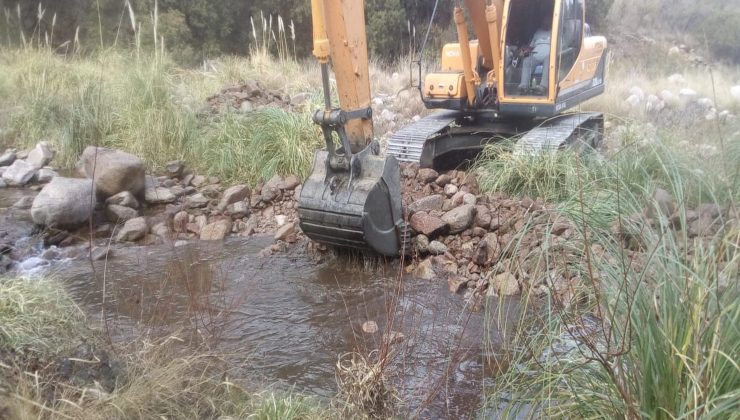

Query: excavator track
left=386, top=111, right=604, bottom=168
left=513, top=112, right=604, bottom=156
left=386, top=111, right=460, bottom=164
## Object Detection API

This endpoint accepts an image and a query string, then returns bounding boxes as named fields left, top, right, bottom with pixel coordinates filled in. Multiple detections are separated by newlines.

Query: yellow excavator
left=298, top=0, right=607, bottom=256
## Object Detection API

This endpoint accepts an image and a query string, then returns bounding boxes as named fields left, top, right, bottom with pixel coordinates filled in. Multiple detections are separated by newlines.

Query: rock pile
left=205, top=80, right=294, bottom=114
left=400, top=163, right=572, bottom=300
left=1, top=142, right=58, bottom=188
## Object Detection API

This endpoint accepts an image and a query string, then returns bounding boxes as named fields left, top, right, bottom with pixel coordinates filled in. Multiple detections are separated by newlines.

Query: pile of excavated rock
left=399, top=163, right=571, bottom=300
left=205, top=80, right=295, bottom=114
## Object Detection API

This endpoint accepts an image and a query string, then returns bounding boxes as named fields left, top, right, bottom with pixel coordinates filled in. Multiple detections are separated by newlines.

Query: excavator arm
left=298, top=0, right=408, bottom=256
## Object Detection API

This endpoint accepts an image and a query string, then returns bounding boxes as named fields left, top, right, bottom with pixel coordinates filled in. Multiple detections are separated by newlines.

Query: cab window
left=557, top=0, right=584, bottom=81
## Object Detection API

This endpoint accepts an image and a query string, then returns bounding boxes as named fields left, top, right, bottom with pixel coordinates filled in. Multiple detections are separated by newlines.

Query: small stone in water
left=362, top=321, right=379, bottom=334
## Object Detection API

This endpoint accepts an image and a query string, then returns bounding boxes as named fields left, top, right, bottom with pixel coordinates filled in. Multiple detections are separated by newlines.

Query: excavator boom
left=298, top=0, right=407, bottom=256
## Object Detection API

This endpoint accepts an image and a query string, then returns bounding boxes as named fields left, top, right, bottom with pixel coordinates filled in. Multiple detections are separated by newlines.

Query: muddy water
left=1, top=189, right=517, bottom=418
left=63, top=240, right=518, bottom=417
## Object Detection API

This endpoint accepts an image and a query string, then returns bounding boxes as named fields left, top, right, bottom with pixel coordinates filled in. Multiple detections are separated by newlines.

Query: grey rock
left=34, top=168, right=57, bottom=183
left=106, top=204, right=138, bottom=222
left=0, top=151, right=16, bottom=166
left=78, top=146, right=146, bottom=198
left=227, top=201, right=250, bottom=219
left=427, top=240, right=448, bottom=255
left=0, top=179, right=6, bottom=188
left=444, top=184, right=459, bottom=197
left=105, top=191, right=139, bottom=209
left=186, top=193, right=210, bottom=208
left=26, top=142, right=55, bottom=169
left=13, top=196, right=35, bottom=209
left=415, top=234, right=430, bottom=253
left=165, top=160, right=185, bottom=177
left=462, top=193, right=477, bottom=205
left=31, top=177, right=95, bottom=229
left=218, top=184, right=250, bottom=211
left=115, top=217, right=149, bottom=242
left=274, top=221, right=297, bottom=241
left=2, top=160, right=37, bottom=186
left=408, top=194, right=445, bottom=214
left=442, top=204, right=476, bottom=234
left=190, top=175, right=207, bottom=187
left=145, top=187, right=177, bottom=204
left=200, top=219, right=232, bottom=241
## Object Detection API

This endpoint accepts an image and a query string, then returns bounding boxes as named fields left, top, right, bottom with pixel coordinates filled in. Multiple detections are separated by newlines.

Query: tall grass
left=0, top=47, right=322, bottom=183
left=476, top=87, right=739, bottom=418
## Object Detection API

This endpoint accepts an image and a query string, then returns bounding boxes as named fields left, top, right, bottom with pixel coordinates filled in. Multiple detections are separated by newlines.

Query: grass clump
left=198, top=107, right=321, bottom=182
left=485, top=207, right=739, bottom=419
left=474, top=139, right=596, bottom=202
left=0, top=276, right=84, bottom=355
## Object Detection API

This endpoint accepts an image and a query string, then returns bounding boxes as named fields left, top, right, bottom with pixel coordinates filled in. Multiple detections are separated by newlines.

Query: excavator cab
left=421, top=0, right=606, bottom=116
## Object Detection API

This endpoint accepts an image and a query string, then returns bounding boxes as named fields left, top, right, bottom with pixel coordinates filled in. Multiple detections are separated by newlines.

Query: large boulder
left=2, top=160, right=37, bottom=186
left=26, top=142, right=55, bottom=169
left=31, top=177, right=95, bottom=229
left=78, top=146, right=145, bottom=198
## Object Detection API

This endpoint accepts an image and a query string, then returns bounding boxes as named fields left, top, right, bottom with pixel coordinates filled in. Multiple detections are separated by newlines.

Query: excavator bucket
left=298, top=141, right=408, bottom=257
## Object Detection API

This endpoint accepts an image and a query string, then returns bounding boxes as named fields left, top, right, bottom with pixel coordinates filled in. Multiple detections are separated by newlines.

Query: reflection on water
left=58, top=237, right=517, bottom=418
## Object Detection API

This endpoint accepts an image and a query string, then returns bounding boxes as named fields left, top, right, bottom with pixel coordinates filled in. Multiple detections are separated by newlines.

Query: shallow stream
left=2, top=187, right=518, bottom=418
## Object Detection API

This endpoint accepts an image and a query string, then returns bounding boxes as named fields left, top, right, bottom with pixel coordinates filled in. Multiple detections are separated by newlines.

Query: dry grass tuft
left=335, top=351, right=397, bottom=418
